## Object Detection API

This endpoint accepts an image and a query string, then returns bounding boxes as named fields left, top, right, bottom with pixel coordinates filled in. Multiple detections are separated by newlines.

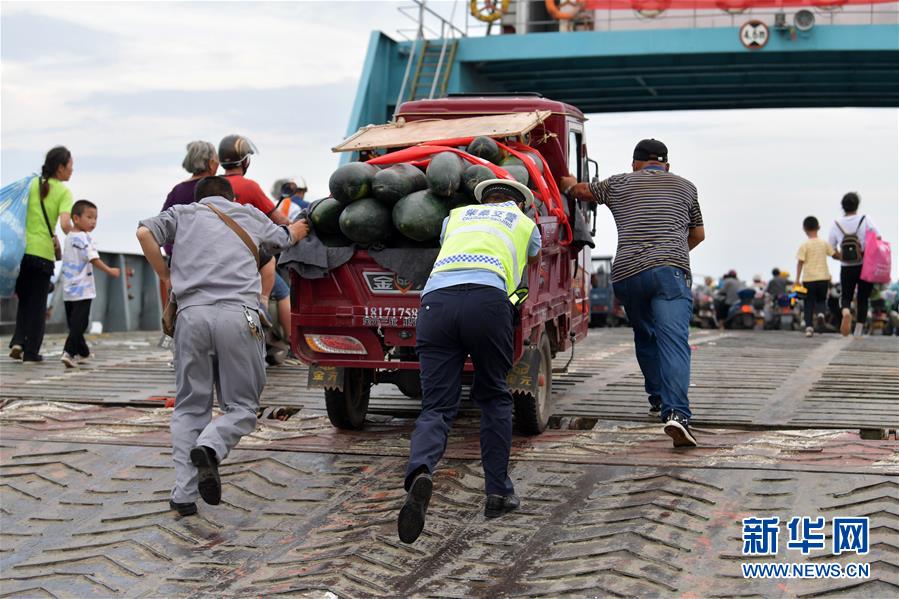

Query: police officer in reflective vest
left=398, top=179, right=542, bottom=544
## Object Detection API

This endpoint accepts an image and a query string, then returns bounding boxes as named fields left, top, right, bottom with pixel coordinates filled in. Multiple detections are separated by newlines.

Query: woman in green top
left=9, top=146, right=75, bottom=363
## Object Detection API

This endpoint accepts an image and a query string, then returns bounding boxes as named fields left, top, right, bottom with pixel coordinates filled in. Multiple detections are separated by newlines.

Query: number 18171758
left=362, top=306, right=419, bottom=328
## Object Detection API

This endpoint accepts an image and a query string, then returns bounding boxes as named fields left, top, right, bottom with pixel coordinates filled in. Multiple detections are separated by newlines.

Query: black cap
left=633, top=139, right=668, bottom=162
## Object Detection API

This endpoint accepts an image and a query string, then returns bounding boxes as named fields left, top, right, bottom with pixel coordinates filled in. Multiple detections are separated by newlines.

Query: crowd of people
left=7, top=138, right=309, bottom=366
left=694, top=192, right=896, bottom=337
left=5, top=137, right=892, bottom=538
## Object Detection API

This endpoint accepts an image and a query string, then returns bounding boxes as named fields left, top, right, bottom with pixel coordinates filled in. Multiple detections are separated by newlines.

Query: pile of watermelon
left=310, top=136, right=541, bottom=247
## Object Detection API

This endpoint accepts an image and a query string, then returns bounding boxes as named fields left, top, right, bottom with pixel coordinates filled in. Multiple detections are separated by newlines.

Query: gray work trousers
left=171, top=303, right=265, bottom=503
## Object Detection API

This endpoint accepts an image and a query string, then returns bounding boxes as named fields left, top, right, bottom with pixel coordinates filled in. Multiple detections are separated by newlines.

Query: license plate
left=362, top=306, right=419, bottom=328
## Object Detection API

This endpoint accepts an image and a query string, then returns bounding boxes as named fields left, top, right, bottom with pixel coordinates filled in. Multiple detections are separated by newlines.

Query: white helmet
left=473, top=178, right=534, bottom=208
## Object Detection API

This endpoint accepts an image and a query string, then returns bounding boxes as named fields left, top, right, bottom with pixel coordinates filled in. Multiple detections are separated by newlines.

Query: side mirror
left=586, top=157, right=599, bottom=183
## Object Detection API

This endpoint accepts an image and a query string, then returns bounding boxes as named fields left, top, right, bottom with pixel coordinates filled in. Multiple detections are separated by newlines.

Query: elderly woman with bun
left=160, top=141, right=220, bottom=257
left=9, top=146, right=75, bottom=363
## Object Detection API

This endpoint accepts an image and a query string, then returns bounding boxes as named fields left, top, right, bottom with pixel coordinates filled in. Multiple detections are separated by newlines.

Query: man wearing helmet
left=397, top=179, right=541, bottom=545
left=219, top=134, right=289, bottom=226
left=270, top=178, right=309, bottom=221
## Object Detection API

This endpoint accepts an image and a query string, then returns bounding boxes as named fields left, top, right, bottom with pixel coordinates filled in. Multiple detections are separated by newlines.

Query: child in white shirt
left=60, top=200, right=120, bottom=367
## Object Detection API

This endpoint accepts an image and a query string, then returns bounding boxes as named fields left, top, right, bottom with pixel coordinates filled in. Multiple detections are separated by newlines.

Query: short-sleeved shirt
left=589, top=168, right=702, bottom=283
left=225, top=174, right=277, bottom=216
left=160, top=179, right=201, bottom=256
left=25, top=178, right=73, bottom=261
left=827, top=214, right=879, bottom=266
left=797, top=238, right=836, bottom=283
left=422, top=201, right=542, bottom=297
left=138, top=196, right=294, bottom=311
left=61, top=231, right=100, bottom=301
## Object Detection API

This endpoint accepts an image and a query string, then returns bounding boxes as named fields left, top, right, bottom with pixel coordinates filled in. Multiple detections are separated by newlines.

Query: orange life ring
left=545, top=0, right=584, bottom=21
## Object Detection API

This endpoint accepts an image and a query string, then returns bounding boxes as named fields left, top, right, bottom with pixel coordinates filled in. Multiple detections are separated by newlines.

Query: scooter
left=768, top=294, right=796, bottom=331
left=693, top=291, right=718, bottom=329
left=725, top=288, right=757, bottom=329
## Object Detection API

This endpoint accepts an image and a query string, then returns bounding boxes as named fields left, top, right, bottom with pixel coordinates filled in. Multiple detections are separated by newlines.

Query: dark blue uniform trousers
left=404, top=284, right=516, bottom=496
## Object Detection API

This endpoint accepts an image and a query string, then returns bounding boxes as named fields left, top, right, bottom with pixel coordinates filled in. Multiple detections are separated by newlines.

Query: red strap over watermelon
left=366, top=137, right=573, bottom=244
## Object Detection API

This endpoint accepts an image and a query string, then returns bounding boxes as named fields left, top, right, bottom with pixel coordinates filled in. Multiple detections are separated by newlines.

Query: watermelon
left=520, top=150, right=545, bottom=175
left=372, top=163, right=427, bottom=206
left=466, top=136, right=502, bottom=164
left=462, top=164, right=495, bottom=196
left=338, top=197, right=393, bottom=244
left=393, top=190, right=449, bottom=242
left=500, top=155, right=524, bottom=168
left=426, top=152, right=463, bottom=197
left=308, top=197, right=343, bottom=236
left=503, top=165, right=529, bottom=185
left=328, top=162, right=378, bottom=205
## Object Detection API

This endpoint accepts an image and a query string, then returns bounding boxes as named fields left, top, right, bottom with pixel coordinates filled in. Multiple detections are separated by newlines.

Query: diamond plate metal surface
left=1, top=440, right=896, bottom=598
left=2, top=330, right=898, bottom=597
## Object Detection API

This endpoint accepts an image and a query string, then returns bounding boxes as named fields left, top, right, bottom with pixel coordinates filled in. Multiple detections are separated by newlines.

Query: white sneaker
left=60, top=352, right=76, bottom=369
left=805, top=326, right=814, bottom=337
left=853, top=323, right=865, bottom=337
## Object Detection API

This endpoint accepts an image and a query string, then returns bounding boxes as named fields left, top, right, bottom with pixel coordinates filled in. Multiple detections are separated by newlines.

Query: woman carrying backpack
left=828, top=191, right=880, bottom=337
left=8, top=147, right=74, bottom=362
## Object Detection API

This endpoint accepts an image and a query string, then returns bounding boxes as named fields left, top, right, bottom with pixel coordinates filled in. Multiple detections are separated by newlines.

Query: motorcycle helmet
left=271, top=178, right=295, bottom=199
left=219, top=134, right=258, bottom=169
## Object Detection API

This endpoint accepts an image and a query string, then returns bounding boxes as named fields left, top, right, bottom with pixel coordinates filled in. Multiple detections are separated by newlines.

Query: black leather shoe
left=190, top=446, right=221, bottom=505
left=485, top=494, right=520, bottom=518
left=169, top=499, right=197, bottom=517
left=22, top=354, right=44, bottom=363
left=397, top=472, right=432, bottom=544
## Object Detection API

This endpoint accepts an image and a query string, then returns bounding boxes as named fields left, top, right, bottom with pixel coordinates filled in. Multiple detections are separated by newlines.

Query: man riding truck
left=398, top=179, right=542, bottom=544
left=219, top=134, right=289, bottom=226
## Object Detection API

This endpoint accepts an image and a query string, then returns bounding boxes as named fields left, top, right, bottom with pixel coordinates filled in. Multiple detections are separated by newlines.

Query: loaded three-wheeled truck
left=287, top=95, right=597, bottom=434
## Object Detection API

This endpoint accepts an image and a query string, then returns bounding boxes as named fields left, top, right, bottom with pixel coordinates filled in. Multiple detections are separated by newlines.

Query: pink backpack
left=860, top=229, right=891, bottom=284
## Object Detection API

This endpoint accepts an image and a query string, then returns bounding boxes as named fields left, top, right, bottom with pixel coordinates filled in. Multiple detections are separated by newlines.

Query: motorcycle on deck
left=725, top=288, right=757, bottom=329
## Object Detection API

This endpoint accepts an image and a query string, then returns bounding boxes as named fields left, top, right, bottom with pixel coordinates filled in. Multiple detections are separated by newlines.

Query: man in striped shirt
left=561, top=139, right=705, bottom=447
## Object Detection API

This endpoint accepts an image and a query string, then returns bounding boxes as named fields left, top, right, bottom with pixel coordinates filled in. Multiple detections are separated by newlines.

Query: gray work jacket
left=139, top=196, right=294, bottom=312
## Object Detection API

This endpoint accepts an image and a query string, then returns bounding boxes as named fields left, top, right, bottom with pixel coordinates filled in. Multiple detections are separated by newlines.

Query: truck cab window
left=568, top=129, right=583, bottom=181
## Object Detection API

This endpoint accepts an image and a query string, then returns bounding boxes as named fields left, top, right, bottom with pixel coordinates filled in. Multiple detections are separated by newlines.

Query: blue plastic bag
left=0, top=175, right=35, bottom=297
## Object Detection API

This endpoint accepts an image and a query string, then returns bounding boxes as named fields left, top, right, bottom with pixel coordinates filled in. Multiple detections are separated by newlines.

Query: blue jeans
left=613, top=266, right=693, bottom=421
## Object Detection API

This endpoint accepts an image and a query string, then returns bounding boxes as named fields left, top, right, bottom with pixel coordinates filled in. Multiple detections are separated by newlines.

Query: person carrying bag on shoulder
left=828, top=191, right=880, bottom=337
left=8, top=146, right=75, bottom=363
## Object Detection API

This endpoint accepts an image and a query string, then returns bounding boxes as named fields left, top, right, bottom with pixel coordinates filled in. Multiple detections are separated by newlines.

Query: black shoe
left=22, top=354, right=44, bottom=363
left=648, top=395, right=662, bottom=418
left=663, top=412, right=698, bottom=448
left=190, top=446, right=221, bottom=505
left=397, top=472, right=432, bottom=544
left=485, top=494, right=520, bottom=519
left=169, top=499, right=197, bottom=517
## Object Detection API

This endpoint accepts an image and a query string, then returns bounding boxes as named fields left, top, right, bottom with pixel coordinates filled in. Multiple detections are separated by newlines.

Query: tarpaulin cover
left=0, top=175, right=35, bottom=297
left=580, top=0, right=894, bottom=8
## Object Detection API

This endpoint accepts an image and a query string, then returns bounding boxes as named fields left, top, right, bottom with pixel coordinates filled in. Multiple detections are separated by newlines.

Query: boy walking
left=136, top=176, right=308, bottom=517
left=60, top=200, right=120, bottom=368
left=796, top=216, right=839, bottom=337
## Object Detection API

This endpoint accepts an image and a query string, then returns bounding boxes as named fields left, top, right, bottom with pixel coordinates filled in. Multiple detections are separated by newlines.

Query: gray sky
left=2, top=1, right=897, bottom=282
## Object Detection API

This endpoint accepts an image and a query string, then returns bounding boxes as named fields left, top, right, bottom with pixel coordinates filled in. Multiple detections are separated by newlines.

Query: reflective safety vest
left=432, top=203, right=536, bottom=300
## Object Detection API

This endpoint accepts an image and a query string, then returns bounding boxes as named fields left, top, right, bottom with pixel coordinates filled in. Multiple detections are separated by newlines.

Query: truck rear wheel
left=324, top=368, right=371, bottom=430
left=513, top=334, right=553, bottom=435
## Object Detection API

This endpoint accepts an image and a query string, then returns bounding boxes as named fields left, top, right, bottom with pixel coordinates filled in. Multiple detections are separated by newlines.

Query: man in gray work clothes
left=137, top=176, right=308, bottom=516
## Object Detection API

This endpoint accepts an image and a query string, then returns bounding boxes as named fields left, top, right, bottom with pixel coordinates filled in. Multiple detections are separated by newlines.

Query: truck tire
left=324, top=368, right=371, bottom=430
left=513, top=334, right=553, bottom=435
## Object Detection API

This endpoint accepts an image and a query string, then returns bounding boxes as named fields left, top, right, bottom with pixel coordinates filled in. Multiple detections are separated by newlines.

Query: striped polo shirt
left=589, top=167, right=703, bottom=283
